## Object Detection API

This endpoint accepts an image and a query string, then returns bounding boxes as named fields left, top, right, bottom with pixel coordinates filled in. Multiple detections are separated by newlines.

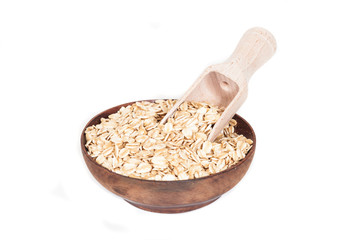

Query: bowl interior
left=81, top=99, right=256, bottom=182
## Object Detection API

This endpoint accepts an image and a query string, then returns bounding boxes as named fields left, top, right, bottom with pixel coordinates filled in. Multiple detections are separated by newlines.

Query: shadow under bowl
left=81, top=99, right=256, bottom=213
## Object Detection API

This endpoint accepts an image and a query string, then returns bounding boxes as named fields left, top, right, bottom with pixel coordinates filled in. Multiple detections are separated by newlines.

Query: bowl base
left=124, top=196, right=220, bottom=213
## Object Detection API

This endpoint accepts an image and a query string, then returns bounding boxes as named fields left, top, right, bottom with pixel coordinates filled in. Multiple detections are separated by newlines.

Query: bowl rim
left=81, top=99, right=256, bottom=183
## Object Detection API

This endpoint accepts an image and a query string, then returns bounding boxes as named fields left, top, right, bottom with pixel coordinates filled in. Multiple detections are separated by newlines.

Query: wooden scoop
left=160, top=27, right=276, bottom=141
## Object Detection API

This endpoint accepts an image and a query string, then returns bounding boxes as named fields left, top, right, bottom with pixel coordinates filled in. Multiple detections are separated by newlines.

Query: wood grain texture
left=160, top=27, right=276, bottom=141
left=81, top=99, right=256, bottom=213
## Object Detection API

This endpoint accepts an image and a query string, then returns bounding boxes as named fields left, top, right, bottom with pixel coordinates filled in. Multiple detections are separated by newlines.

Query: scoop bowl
left=80, top=99, right=256, bottom=213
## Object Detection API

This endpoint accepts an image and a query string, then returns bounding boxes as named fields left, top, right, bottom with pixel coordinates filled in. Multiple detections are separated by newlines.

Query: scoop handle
left=226, top=27, right=277, bottom=83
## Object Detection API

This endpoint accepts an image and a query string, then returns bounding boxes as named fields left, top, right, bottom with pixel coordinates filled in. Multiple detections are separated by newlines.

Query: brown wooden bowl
left=81, top=100, right=256, bottom=213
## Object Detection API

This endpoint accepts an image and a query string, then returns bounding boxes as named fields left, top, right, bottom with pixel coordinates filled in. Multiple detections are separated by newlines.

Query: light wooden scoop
left=160, top=27, right=276, bottom=141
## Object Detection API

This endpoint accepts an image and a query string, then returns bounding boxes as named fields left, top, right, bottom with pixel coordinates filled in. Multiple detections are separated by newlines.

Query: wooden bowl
left=81, top=100, right=256, bottom=213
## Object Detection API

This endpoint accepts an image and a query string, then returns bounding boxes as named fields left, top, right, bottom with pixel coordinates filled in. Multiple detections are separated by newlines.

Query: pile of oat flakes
left=85, top=100, right=253, bottom=180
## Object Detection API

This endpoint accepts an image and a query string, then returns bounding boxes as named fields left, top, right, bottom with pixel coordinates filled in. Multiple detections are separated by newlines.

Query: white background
left=1, top=0, right=359, bottom=239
